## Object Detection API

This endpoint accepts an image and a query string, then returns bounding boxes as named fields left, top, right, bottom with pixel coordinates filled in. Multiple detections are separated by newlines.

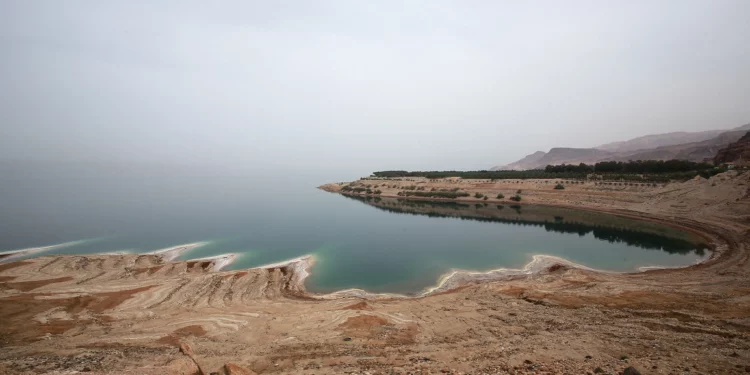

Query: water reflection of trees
left=342, top=195, right=708, bottom=255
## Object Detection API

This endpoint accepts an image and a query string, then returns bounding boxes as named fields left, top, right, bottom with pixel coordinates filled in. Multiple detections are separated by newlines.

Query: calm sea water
left=0, top=163, right=708, bottom=294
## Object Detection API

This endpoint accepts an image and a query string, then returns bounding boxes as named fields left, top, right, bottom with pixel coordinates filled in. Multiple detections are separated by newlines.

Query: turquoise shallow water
left=0, top=163, right=709, bottom=294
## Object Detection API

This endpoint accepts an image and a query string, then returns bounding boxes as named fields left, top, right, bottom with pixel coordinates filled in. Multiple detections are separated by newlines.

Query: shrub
left=483, top=196, right=488, bottom=200
left=374, top=189, right=382, bottom=195
left=510, top=194, right=522, bottom=202
left=554, top=183, right=565, bottom=190
left=516, top=189, right=522, bottom=194
left=474, top=193, right=484, bottom=198
left=496, top=193, right=505, bottom=199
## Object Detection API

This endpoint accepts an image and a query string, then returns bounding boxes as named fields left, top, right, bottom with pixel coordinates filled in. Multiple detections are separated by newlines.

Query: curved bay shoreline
left=1, top=203, right=714, bottom=300
left=251, top=195, right=733, bottom=299
left=0, top=171, right=748, bottom=374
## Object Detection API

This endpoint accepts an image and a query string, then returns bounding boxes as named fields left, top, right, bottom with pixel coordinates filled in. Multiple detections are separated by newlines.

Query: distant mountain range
left=491, top=123, right=750, bottom=170
left=595, top=129, right=731, bottom=153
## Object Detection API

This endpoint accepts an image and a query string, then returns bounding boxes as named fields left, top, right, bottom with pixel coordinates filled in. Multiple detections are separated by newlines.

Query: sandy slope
left=1, top=172, right=749, bottom=375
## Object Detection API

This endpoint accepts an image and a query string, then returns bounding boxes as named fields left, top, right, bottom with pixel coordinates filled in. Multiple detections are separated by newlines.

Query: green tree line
left=544, top=160, right=714, bottom=174
left=372, top=159, right=725, bottom=182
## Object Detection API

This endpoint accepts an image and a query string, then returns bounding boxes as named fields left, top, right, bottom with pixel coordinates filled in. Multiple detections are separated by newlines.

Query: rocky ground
left=1, top=172, right=749, bottom=375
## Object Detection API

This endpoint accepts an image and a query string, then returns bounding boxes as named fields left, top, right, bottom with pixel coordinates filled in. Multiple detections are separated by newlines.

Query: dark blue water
left=0, top=162, right=708, bottom=294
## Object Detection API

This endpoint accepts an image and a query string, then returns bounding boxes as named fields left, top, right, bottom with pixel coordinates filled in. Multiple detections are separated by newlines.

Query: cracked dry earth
left=1, top=171, right=750, bottom=375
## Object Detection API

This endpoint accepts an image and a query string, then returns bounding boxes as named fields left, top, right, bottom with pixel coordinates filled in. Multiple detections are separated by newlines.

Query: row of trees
left=373, top=159, right=723, bottom=182
left=544, top=160, right=714, bottom=174
left=372, top=170, right=588, bottom=180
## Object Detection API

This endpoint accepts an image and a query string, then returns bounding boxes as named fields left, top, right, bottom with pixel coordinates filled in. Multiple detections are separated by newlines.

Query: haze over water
left=0, top=162, right=708, bottom=294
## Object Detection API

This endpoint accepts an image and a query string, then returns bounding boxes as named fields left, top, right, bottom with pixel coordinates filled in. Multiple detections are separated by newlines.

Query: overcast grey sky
left=1, top=1, right=749, bottom=173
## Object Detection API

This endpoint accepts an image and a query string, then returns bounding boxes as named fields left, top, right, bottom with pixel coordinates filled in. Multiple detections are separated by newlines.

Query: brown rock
left=623, top=366, right=642, bottom=375
left=166, top=357, right=201, bottom=375
left=225, top=362, right=258, bottom=375
left=179, top=342, right=195, bottom=357
left=177, top=342, right=207, bottom=375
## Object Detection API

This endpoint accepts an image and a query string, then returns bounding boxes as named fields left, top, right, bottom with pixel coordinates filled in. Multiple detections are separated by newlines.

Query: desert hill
left=492, top=123, right=750, bottom=170
left=714, top=131, right=750, bottom=164
left=596, top=129, right=727, bottom=153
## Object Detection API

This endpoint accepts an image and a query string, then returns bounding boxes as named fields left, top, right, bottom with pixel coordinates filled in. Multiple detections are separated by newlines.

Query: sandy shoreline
left=0, top=180, right=731, bottom=299
left=0, top=214, right=714, bottom=299
left=0, top=193, right=719, bottom=298
left=147, top=242, right=209, bottom=262
left=237, top=247, right=706, bottom=299
left=0, top=241, right=209, bottom=265
left=0, top=239, right=93, bottom=264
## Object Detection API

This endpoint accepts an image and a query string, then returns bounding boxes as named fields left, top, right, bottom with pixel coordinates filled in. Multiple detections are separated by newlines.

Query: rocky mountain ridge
left=714, top=131, right=750, bottom=164
left=492, top=123, right=750, bottom=170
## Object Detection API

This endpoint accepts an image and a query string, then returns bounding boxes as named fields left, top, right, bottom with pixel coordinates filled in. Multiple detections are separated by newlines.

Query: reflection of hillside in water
left=343, top=195, right=709, bottom=256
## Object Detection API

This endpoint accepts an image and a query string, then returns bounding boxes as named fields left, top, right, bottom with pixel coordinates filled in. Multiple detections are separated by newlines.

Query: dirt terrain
left=2, top=172, right=750, bottom=375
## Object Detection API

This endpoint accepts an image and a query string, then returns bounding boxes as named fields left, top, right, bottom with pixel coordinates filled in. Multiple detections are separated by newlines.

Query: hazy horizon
left=2, top=1, right=749, bottom=175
